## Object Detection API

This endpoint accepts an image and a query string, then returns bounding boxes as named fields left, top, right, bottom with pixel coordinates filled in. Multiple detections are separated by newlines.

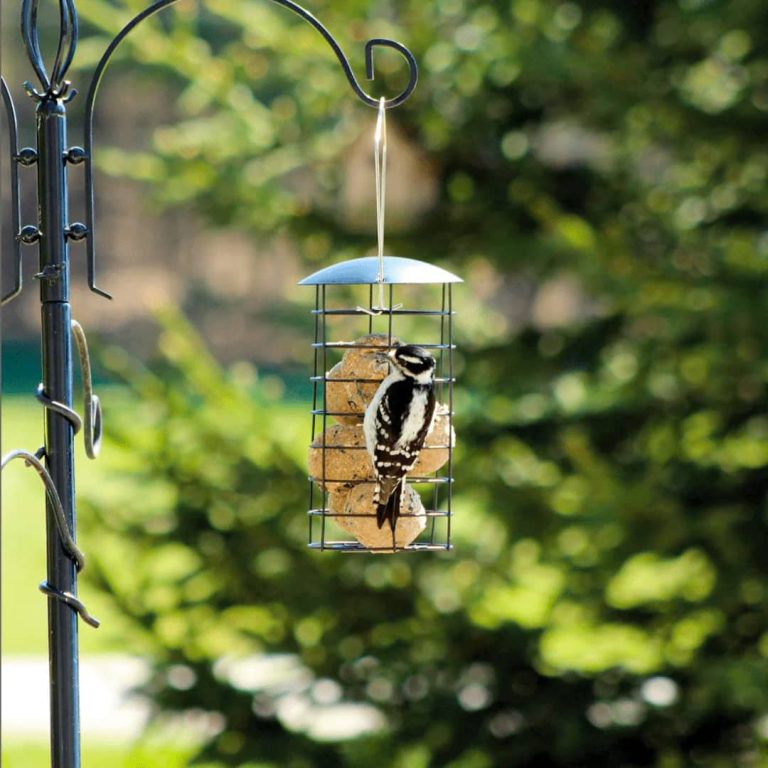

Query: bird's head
left=387, top=344, right=436, bottom=381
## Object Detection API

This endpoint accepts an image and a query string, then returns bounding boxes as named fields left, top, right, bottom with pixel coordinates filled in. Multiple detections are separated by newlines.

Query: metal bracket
left=18, top=225, right=42, bottom=244
left=16, top=147, right=38, bottom=165
left=34, top=263, right=62, bottom=281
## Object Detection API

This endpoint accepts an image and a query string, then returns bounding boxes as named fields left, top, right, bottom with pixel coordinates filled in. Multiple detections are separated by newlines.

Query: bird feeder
left=300, top=255, right=462, bottom=553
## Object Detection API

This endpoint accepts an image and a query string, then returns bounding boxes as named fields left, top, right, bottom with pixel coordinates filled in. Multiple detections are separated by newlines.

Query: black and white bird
left=364, top=344, right=437, bottom=530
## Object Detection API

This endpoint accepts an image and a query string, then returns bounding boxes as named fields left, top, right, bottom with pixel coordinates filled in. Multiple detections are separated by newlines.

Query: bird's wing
left=373, top=381, right=417, bottom=479
left=413, top=386, right=437, bottom=451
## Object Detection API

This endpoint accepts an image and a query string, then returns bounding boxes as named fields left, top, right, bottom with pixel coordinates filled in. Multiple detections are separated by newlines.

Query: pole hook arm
left=82, top=0, right=419, bottom=300
left=1, top=449, right=101, bottom=628
left=1, top=449, right=85, bottom=572
left=1, top=77, right=24, bottom=305
left=71, top=319, right=103, bottom=459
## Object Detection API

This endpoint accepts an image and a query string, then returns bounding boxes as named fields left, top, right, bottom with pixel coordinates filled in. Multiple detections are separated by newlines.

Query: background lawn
left=1, top=742, right=198, bottom=768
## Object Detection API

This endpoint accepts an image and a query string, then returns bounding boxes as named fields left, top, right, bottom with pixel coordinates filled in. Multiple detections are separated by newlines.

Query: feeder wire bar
left=446, top=284, right=454, bottom=550
left=320, top=284, right=329, bottom=549
left=308, top=284, right=321, bottom=547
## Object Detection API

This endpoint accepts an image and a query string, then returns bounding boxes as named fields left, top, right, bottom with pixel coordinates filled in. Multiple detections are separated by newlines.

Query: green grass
left=1, top=741, right=198, bottom=768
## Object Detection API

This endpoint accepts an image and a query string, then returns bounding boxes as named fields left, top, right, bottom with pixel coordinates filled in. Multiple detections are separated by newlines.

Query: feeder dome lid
left=299, top=256, right=463, bottom=286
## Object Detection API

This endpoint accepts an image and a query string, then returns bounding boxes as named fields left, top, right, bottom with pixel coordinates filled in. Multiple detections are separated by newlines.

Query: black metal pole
left=37, top=96, right=81, bottom=768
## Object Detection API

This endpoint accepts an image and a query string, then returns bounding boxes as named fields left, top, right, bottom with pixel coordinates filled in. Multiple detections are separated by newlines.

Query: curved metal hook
left=71, top=319, right=103, bottom=459
left=1, top=449, right=85, bottom=572
left=36, top=383, right=83, bottom=433
left=82, top=0, right=418, bottom=300
left=2, top=449, right=100, bottom=627
left=82, top=0, right=182, bottom=299
left=39, top=582, right=101, bottom=628
left=363, top=38, right=418, bottom=109
left=263, top=1, right=419, bottom=109
left=32, top=325, right=102, bottom=458
left=1, top=77, right=23, bottom=305
left=21, top=0, right=79, bottom=99
left=84, top=0, right=417, bottom=113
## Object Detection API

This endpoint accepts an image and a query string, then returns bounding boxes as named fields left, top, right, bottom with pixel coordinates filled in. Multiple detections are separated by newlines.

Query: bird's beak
left=373, top=348, right=398, bottom=364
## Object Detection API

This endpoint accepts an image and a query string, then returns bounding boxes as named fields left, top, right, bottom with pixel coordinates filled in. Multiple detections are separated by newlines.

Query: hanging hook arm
left=2, top=447, right=101, bottom=628
left=1, top=450, right=85, bottom=572
left=1, top=77, right=24, bottom=305
left=264, top=2, right=419, bottom=109
left=71, top=319, right=103, bottom=459
left=82, top=0, right=418, bottom=300
left=82, top=0, right=185, bottom=299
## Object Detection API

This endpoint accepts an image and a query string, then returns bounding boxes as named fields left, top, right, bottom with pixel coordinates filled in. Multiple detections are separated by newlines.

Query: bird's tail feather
left=376, top=480, right=402, bottom=531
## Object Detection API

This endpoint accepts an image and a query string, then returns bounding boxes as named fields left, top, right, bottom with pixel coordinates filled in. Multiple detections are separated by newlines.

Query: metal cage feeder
left=300, top=255, right=462, bottom=553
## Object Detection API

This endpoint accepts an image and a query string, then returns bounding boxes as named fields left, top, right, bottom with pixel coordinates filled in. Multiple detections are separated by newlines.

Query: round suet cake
left=330, top=482, right=426, bottom=551
left=308, top=423, right=369, bottom=493
left=324, top=333, right=399, bottom=424
left=416, top=408, right=455, bottom=475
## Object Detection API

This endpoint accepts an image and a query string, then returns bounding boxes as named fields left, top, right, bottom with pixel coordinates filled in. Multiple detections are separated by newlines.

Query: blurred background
left=3, top=0, right=768, bottom=765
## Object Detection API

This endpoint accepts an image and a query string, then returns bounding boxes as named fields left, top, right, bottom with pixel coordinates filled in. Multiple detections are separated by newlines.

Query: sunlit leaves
left=607, top=550, right=716, bottom=609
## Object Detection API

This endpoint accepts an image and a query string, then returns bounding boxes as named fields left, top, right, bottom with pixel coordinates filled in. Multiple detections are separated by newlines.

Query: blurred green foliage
left=73, top=0, right=768, bottom=765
